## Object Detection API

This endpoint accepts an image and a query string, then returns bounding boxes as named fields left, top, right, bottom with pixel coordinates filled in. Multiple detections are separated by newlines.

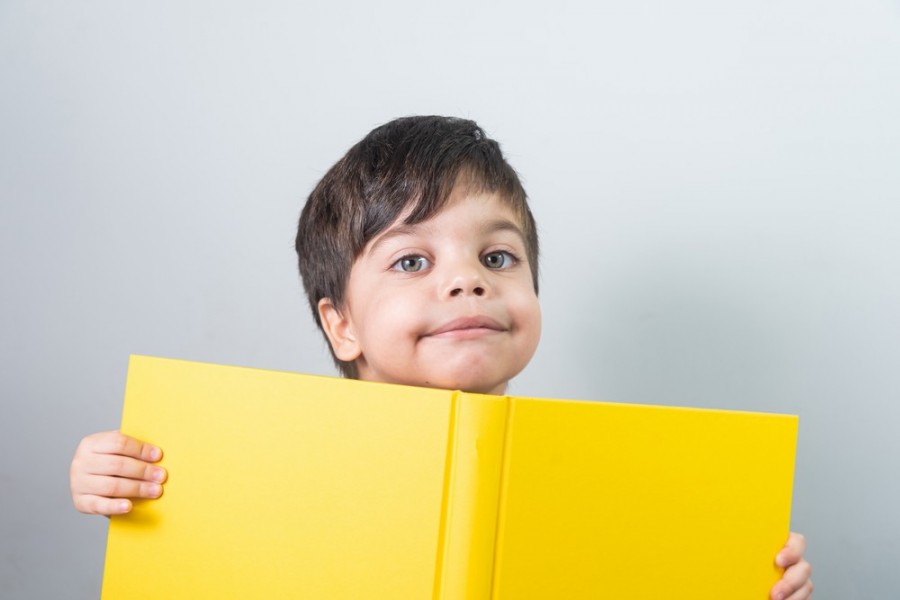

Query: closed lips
left=426, top=316, right=505, bottom=336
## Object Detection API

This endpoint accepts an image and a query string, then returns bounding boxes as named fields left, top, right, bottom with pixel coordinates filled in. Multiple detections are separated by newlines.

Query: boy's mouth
left=425, top=316, right=506, bottom=339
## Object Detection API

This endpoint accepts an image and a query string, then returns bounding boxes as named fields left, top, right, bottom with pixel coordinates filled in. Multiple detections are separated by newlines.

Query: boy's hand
left=770, top=531, right=813, bottom=600
left=70, top=431, right=167, bottom=515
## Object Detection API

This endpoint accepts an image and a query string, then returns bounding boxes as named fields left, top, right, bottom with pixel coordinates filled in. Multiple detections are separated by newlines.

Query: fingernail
left=148, top=483, right=162, bottom=498
left=118, top=501, right=130, bottom=513
left=152, top=467, right=166, bottom=483
left=775, top=553, right=786, bottom=568
left=149, top=447, right=162, bottom=461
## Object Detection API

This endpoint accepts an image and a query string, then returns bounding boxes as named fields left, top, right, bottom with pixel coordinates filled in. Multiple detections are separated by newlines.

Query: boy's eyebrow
left=480, top=218, right=526, bottom=241
left=367, top=217, right=526, bottom=257
left=365, top=225, right=422, bottom=256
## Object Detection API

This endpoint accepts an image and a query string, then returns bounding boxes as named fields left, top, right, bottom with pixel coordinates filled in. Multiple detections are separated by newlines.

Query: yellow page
left=102, top=356, right=455, bottom=599
left=490, top=397, right=798, bottom=600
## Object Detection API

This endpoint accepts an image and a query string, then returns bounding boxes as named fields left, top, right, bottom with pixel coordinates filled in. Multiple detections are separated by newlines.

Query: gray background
left=2, top=1, right=898, bottom=597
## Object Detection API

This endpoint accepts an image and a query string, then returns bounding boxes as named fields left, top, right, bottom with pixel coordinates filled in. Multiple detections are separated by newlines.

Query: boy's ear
left=317, top=298, right=362, bottom=362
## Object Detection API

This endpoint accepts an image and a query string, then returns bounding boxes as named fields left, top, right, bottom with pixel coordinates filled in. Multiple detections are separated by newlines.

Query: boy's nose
left=444, top=265, right=488, bottom=298
left=450, top=285, right=485, bottom=297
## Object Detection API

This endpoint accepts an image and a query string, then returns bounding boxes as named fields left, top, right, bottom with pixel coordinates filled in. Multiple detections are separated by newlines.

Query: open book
left=102, top=355, right=797, bottom=599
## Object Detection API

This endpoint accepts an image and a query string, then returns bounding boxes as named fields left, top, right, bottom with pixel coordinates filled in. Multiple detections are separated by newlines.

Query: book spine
left=433, top=393, right=510, bottom=600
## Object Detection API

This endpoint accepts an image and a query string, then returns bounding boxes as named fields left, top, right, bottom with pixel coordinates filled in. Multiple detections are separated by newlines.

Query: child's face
left=318, top=188, right=541, bottom=395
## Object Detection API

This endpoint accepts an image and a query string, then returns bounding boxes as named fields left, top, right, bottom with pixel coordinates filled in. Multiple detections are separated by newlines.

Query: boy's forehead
left=364, top=192, right=525, bottom=255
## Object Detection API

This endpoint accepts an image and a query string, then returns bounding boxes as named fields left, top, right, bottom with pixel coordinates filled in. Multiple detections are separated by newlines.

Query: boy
left=70, top=116, right=812, bottom=599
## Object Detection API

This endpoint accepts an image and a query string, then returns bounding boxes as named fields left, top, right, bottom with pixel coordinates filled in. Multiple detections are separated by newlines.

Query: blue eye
left=482, top=251, right=515, bottom=269
left=393, top=255, right=431, bottom=272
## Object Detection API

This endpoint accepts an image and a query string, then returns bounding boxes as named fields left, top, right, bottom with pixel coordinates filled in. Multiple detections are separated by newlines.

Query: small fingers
left=776, top=532, right=806, bottom=568
left=88, top=454, right=167, bottom=483
left=78, top=474, right=164, bottom=501
left=71, top=473, right=164, bottom=515
left=74, top=494, right=133, bottom=516
left=70, top=431, right=167, bottom=516
left=784, top=579, right=814, bottom=600
left=771, top=559, right=813, bottom=600
left=83, top=431, right=162, bottom=462
left=770, top=532, right=811, bottom=600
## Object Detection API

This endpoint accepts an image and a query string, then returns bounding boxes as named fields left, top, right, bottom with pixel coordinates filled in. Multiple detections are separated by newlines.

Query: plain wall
left=2, top=1, right=899, bottom=597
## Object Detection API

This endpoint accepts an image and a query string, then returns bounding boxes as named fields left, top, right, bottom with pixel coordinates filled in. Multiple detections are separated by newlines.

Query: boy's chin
left=417, top=371, right=512, bottom=396
left=446, top=381, right=508, bottom=396
left=421, top=354, right=527, bottom=395
left=356, top=360, right=520, bottom=395
left=363, top=372, right=510, bottom=395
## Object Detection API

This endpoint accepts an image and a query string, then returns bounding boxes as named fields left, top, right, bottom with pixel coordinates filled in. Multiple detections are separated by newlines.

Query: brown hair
left=296, top=115, right=539, bottom=378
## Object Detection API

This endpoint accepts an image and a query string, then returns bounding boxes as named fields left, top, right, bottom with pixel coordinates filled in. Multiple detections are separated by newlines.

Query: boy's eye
left=482, top=251, right=516, bottom=269
left=393, top=255, right=431, bottom=272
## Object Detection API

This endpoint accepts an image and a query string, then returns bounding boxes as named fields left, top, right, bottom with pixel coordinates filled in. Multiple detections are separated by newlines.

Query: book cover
left=101, top=355, right=797, bottom=599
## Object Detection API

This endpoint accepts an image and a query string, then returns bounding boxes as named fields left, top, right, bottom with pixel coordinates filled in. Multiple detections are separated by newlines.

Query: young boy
left=70, top=116, right=813, bottom=599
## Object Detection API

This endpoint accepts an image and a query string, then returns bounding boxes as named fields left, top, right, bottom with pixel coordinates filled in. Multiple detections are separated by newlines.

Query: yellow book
left=102, top=355, right=797, bottom=599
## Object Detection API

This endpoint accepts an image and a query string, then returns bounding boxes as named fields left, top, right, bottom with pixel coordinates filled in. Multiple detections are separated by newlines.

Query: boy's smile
left=424, top=315, right=506, bottom=340
left=317, top=188, right=541, bottom=395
